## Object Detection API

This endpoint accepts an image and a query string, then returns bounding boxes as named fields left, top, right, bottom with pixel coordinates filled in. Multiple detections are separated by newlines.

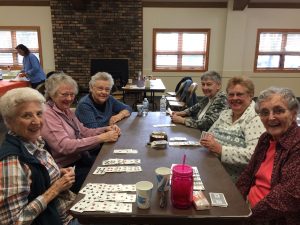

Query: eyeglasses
left=94, top=87, right=111, bottom=93
left=58, top=92, right=76, bottom=98
left=259, top=107, right=287, bottom=117
left=227, top=92, right=247, bottom=98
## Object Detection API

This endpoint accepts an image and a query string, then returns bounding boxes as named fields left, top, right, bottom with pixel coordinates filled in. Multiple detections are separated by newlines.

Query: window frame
left=254, top=28, right=300, bottom=73
left=152, top=28, right=210, bottom=72
left=0, top=26, right=43, bottom=70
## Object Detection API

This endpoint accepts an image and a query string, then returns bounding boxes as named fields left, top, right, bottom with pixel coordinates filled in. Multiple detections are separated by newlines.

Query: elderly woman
left=41, top=73, right=121, bottom=193
left=0, top=87, right=78, bottom=225
left=15, top=44, right=46, bottom=88
left=76, top=72, right=132, bottom=128
left=200, top=76, right=265, bottom=182
left=236, top=87, right=300, bottom=225
left=171, top=71, right=227, bottom=131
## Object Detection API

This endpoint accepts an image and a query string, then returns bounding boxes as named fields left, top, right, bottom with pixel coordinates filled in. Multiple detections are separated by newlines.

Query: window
left=153, top=29, right=210, bottom=72
left=0, top=26, right=42, bottom=70
left=254, top=29, right=300, bottom=72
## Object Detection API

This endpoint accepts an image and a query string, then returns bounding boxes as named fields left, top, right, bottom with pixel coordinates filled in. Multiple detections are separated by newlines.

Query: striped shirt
left=0, top=133, right=74, bottom=225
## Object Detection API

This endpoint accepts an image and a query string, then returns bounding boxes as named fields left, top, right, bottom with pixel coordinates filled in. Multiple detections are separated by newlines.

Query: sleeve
left=183, top=102, right=201, bottom=117
left=221, top=116, right=265, bottom=167
left=42, top=109, right=104, bottom=155
left=184, top=95, right=227, bottom=131
left=251, top=148, right=300, bottom=219
left=24, top=54, right=40, bottom=76
left=75, top=100, right=103, bottom=128
left=111, top=97, right=132, bottom=114
left=0, top=156, right=47, bottom=225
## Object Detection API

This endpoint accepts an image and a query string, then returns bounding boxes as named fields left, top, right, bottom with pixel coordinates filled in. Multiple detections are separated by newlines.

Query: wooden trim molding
left=248, top=3, right=300, bottom=9
left=143, top=2, right=227, bottom=8
left=0, top=0, right=49, bottom=6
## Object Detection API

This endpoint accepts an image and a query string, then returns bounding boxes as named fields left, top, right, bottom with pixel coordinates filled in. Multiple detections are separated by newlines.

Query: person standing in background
left=15, top=44, right=46, bottom=88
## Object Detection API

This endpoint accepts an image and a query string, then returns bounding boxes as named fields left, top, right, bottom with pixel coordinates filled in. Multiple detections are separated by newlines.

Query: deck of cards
left=193, top=191, right=210, bottom=210
left=209, top=192, right=228, bottom=207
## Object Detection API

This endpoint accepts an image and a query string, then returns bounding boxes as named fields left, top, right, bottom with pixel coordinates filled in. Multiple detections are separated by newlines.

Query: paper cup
left=155, top=167, right=171, bottom=192
left=136, top=181, right=153, bottom=209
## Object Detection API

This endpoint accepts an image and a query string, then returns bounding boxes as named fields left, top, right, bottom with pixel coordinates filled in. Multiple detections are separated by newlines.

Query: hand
left=109, top=115, right=122, bottom=125
left=18, top=72, right=27, bottom=78
left=200, top=134, right=222, bottom=155
left=60, top=167, right=75, bottom=176
left=173, top=111, right=186, bottom=117
left=52, top=169, right=75, bottom=193
left=171, top=114, right=185, bottom=124
left=99, top=130, right=119, bottom=142
left=106, top=124, right=121, bottom=136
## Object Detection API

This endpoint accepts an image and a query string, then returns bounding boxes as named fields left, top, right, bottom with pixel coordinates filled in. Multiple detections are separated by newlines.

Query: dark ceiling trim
left=248, top=3, right=300, bottom=9
left=233, top=0, right=249, bottom=10
left=142, top=2, right=227, bottom=8
left=0, top=0, right=49, bottom=6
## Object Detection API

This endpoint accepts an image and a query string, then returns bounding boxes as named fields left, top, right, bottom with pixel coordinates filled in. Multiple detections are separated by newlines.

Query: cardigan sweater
left=208, top=101, right=265, bottom=182
left=75, top=94, right=132, bottom=128
left=22, top=53, right=46, bottom=84
left=236, top=122, right=300, bottom=225
left=183, top=91, right=228, bottom=131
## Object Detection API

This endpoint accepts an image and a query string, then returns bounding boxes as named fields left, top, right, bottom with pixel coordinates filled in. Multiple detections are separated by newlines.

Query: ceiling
left=0, top=0, right=300, bottom=10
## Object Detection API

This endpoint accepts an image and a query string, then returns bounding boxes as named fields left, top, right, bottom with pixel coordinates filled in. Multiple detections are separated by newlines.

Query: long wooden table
left=0, top=80, right=30, bottom=96
left=122, top=79, right=166, bottom=110
left=71, top=112, right=250, bottom=225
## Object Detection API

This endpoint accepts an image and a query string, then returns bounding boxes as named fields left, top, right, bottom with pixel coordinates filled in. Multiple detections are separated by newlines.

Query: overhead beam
left=0, top=0, right=49, bottom=6
left=233, top=0, right=249, bottom=10
left=142, top=1, right=227, bottom=8
left=248, top=2, right=300, bottom=9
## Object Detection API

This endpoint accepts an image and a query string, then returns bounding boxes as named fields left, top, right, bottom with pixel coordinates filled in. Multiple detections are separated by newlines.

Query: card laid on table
left=114, top=149, right=138, bottom=154
left=209, top=192, right=228, bottom=207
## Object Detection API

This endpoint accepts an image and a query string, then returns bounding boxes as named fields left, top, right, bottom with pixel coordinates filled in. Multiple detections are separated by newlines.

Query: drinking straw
left=182, top=153, right=186, bottom=170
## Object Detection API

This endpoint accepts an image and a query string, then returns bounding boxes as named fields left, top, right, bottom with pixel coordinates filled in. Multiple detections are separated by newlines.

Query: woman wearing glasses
left=236, top=87, right=300, bottom=225
left=75, top=72, right=132, bottom=128
left=41, top=73, right=121, bottom=193
left=200, top=76, right=265, bottom=182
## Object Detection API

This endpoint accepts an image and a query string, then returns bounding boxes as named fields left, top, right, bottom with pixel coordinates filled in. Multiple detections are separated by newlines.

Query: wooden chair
left=168, top=82, right=198, bottom=111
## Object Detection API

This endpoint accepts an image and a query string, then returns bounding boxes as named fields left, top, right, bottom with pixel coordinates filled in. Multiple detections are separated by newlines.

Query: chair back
left=186, top=82, right=198, bottom=107
left=35, top=83, right=46, bottom=95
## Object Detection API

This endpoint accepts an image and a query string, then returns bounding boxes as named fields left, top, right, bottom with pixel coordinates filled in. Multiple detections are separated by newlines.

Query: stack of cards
left=113, top=149, right=138, bottom=154
left=209, top=192, right=228, bottom=207
left=102, top=158, right=141, bottom=165
left=93, top=166, right=142, bottom=175
left=169, top=137, right=187, bottom=141
left=151, top=140, right=168, bottom=149
left=193, top=191, right=210, bottom=210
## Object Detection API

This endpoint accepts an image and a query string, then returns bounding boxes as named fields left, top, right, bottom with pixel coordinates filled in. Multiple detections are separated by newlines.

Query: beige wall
left=1, top=4, right=300, bottom=96
left=0, top=6, right=55, bottom=73
left=143, top=2, right=300, bottom=96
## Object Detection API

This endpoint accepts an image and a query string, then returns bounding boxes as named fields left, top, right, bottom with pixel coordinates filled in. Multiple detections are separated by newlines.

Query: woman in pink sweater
left=41, top=72, right=121, bottom=193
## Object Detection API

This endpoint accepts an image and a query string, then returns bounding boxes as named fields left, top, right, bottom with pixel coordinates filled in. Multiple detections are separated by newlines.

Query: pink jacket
left=41, top=103, right=107, bottom=167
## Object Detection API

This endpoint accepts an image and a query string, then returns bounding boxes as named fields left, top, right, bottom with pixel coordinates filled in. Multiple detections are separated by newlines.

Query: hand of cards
left=200, top=131, right=212, bottom=141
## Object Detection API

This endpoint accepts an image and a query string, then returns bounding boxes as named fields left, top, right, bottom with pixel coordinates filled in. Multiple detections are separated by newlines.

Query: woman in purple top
left=41, top=72, right=121, bottom=193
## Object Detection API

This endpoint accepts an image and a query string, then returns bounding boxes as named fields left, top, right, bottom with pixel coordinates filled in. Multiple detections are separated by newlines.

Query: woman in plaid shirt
left=0, top=88, right=80, bottom=225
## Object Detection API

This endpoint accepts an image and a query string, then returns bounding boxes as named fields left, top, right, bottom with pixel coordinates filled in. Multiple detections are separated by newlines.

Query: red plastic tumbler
left=171, top=164, right=193, bottom=209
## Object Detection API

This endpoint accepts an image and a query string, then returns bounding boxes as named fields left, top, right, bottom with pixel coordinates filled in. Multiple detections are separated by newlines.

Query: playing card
left=121, top=184, right=136, bottom=192
left=153, top=123, right=176, bottom=128
left=209, top=192, right=228, bottom=207
left=118, top=203, right=132, bottom=213
left=169, top=137, right=187, bottom=141
left=114, top=149, right=138, bottom=154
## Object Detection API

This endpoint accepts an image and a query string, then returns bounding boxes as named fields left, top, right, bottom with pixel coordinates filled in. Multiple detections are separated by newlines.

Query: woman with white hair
left=237, top=87, right=300, bottom=225
left=76, top=72, right=132, bottom=128
left=41, top=72, right=121, bottom=193
left=0, top=87, right=79, bottom=225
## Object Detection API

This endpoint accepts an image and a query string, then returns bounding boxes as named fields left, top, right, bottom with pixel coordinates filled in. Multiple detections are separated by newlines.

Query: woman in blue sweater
left=15, top=44, right=46, bottom=88
left=76, top=72, right=132, bottom=128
